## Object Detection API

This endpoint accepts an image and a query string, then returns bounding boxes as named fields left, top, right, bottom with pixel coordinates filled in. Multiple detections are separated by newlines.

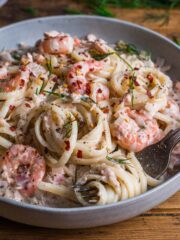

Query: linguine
left=0, top=31, right=179, bottom=207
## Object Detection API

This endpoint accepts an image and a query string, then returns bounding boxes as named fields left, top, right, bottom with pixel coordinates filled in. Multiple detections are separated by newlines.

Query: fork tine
left=81, top=193, right=98, bottom=198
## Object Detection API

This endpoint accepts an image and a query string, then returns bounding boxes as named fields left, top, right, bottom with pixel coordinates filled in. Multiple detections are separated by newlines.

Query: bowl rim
left=0, top=15, right=179, bottom=50
left=0, top=15, right=179, bottom=213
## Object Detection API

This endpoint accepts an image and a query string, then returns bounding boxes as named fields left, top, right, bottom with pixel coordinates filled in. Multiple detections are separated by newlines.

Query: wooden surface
left=0, top=1, right=180, bottom=239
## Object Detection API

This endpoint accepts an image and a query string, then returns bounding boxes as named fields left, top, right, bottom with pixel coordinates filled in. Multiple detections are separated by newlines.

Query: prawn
left=38, top=31, right=74, bottom=55
left=111, top=107, right=161, bottom=152
left=1, top=144, right=46, bottom=197
left=67, top=60, right=103, bottom=94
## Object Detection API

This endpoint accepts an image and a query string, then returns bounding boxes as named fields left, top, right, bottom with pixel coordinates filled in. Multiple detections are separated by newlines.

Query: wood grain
left=0, top=214, right=179, bottom=240
left=0, top=0, right=179, bottom=239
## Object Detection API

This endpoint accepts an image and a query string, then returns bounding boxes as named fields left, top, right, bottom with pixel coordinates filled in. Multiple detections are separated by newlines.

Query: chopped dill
left=43, top=90, right=71, bottom=101
left=80, top=96, right=96, bottom=104
left=143, top=11, right=170, bottom=26
left=22, top=7, right=38, bottom=16
left=106, top=155, right=129, bottom=165
left=63, top=119, right=76, bottom=139
left=89, top=51, right=114, bottom=60
left=46, top=58, right=53, bottom=77
left=116, top=41, right=150, bottom=60
left=64, top=8, right=83, bottom=15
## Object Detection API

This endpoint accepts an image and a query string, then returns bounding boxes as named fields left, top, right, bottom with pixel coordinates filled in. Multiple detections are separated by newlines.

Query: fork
left=135, top=128, right=180, bottom=178
left=74, top=128, right=180, bottom=204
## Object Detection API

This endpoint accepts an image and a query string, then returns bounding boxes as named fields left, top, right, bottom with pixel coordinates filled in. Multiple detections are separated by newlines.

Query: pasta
left=0, top=31, right=179, bottom=207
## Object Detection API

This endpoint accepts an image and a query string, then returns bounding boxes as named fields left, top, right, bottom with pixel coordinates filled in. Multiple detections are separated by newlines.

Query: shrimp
left=1, top=144, right=46, bottom=197
left=39, top=31, right=74, bottom=55
left=0, top=67, right=29, bottom=92
left=111, top=107, right=161, bottom=152
left=89, top=82, right=109, bottom=102
left=67, top=60, right=103, bottom=94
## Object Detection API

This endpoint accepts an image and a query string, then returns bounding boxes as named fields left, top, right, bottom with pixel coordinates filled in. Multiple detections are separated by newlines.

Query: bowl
left=0, top=15, right=179, bottom=229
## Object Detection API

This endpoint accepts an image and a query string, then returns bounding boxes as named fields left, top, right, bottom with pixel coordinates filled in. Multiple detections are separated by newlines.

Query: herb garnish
left=43, top=90, right=71, bottom=101
left=11, top=52, right=21, bottom=61
left=129, top=73, right=135, bottom=107
left=172, top=36, right=180, bottom=46
left=89, top=51, right=114, bottom=61
left=90, top=49, right=136, bottom=106
left=46, top=58, right=53, bottom=77
left=64, top=8, right=83, bottom=15
left=143, top=11, right=170, bottom=26
left=63, top=119, right=76, bottom=139
left=116, top=41, right=150, bottom=60
left=80, top=96, right=96, bottom=104
left=106, top=155, right=129, bottom=165
left=22, top=7, right=38, bottom=16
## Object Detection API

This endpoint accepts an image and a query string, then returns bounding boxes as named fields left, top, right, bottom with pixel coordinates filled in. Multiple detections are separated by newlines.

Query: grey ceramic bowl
left=0, top=15, right=179, bottom=229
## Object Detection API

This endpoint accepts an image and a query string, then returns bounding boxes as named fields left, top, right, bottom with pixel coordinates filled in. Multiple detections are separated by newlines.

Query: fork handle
left=160, top=128, right=180, bottom=152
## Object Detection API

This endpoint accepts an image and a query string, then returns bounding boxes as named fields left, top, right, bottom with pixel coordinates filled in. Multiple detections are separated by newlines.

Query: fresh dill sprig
left=80, top=96, right=96, bottom=104
left=63, top=119, right=76, bottom=139
left=11, top=52, right=21, bottom=61
left=93, top=4, right=115, bottom=17
left=129, top=73, right=136, bottom=107
left=22, top=7, right=38, bottom=16
left=172, top=36, right=180, bottom=46
left=89, top=50, right=134, bottom=70
left=38, top=80, right=48, bottom=95
left=64, top=7, right=83, bottom=15
left=84, top=0, right=180, bottom=9
left=116, top=41, right=139, bottom=55
left=89, top=49, right=136, bottom=106
left=46, top=58, right=53, bottom=77
left=143, top=11, right=170, bottom=26
left=106, top=155, right=129, bottom=165
left=43, top=90, right=71, bottom=101
left=116, top=41, right=150, bottom=60
left=89, top=51, right=114, bottom=60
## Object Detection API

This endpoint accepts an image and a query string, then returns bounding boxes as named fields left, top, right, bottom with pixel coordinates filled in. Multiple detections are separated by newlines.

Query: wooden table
left=0, top=1, right=179, bottom=239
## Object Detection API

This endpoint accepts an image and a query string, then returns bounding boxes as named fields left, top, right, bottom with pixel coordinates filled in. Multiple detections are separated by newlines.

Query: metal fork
left=74, top=128, right=180, bottom=203
left=74, top=186, right=99, bottom=204
left=135, top=128, right=180, bottom=178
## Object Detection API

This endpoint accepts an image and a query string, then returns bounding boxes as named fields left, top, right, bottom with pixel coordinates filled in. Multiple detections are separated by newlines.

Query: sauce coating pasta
left=0, top=32, right=179, bottom=207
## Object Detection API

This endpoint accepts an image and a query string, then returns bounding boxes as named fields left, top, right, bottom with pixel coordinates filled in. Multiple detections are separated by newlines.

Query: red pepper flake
left=19, top=79, right=25, bottom=87
left=147, top=89, right=153, bottom=98
left=134, top=79, right=140, bottom=86
left=68, top=73, right=73, bottom=78
left=64, top=140, right=70, bottom=151
left=76, top=80, right=82, bottom=89
left=111, top=102, right=116, bottom=107
left=97, top=88, right=102, bottom=93
left=86, top=83, right=91, bottom=94
left=25, top=103, right=31, bottom=108
left=10, top=126, right=16, bottom=131
left=103, top=108, right=109, bottom=114
left=9, top=105, right=15, bottom=111
left=20, top=66, right=26, bottom=72
left=124, top=74, right=129, bottom=79
left=89, top=67, right=94, bottom=72
left=77, top=65, right=82, bottom=69
left=52, top=76, right=58, bottom=82
left=147, top=73, right=154, bottom=83
left=77, top=150, right=83, bottom=158
left=134, top=67, right=139, bottom=71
